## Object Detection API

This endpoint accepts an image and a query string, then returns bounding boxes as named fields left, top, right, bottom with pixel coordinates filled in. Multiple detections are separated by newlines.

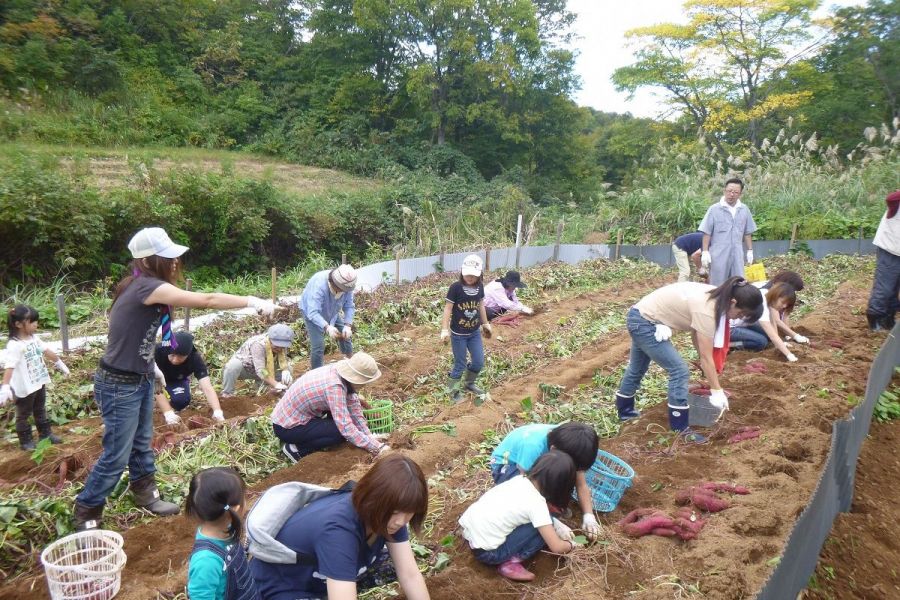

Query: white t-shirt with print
left=458, top=475, right=553, bottom=551
left=3, top=337, right=50, bottom=397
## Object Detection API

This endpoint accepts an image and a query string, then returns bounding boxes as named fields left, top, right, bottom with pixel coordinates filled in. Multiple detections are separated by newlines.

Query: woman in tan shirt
left=614, top=277, right=763, bottom=443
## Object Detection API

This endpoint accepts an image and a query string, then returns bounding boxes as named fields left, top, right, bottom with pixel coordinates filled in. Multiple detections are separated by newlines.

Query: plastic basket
left=688, top=392, right=725, bottom=427
left=572, top=450, right=635, bottom=512
left=41, top=530, right=127, bottom=600
left=745, top=262, right=767, bottom=283
left=362, top=399, right=394, bottom=434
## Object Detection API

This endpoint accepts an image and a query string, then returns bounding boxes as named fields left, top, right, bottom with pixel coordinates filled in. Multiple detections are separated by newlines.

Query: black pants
left=867, top=247, right=900, bottom=326
left=16, top=386, right=51, bottom=436
left=272, top=417, right=345, bottom=458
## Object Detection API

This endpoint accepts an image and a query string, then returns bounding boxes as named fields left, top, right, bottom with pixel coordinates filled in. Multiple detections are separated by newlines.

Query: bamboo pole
left=56, top=294, right=69, bottom=354
left=553, top=220, right=564, bottom=262
left=271, top=268, right=277, bottom=304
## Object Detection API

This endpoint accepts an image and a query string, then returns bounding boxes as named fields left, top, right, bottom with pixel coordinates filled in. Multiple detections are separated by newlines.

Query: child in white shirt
left=1, top=305, right=69, bottom=450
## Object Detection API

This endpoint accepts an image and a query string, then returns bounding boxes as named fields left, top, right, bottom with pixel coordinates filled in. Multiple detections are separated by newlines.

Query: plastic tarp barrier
left=557, top=244, right=611, bottom=262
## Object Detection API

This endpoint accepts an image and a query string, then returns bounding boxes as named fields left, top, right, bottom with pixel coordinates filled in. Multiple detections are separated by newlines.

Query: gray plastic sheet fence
left=754, top=325, right=900, bottom=599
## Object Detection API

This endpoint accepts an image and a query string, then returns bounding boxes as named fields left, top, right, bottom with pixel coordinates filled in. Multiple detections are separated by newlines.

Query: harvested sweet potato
left=827, top=339, right=845, bottom=349
left=743, top=362, right=767, bottom=374
left=620, top=510, right=676, bottom=537
left=728, top=427, right=762, bottom=444
left=700, top=482, right=750, bottom=495
left=675, top=487, right=731, bottom=512
left=650, top=527, right=678, bottom=537
left=616, top=507, right=657, bottom=527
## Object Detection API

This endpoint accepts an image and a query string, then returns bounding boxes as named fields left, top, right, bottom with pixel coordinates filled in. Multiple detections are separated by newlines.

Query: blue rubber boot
left=615, top=391, right=641, bottom=421
left=668, top=402, right=707, bottom=444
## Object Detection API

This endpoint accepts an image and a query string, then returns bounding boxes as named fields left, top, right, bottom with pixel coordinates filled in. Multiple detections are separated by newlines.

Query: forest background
left=0, top=0, right=898, bottom=291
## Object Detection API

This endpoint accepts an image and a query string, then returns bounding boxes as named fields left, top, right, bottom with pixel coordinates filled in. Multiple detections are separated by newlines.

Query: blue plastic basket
left=572, top=450, right=635, bottom=512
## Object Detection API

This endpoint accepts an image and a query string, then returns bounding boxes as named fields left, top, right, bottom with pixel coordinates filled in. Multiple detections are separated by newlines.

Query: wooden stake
left=271, top=267, right=277, bottom=304
left=615, top=230, right=623, bottom=260
left=341, top=253, right=347, bottom=265
left=184, top=279, right=192, bottom=331
left=438, top=248, right=445, bottom=272
left=484, top=247, right=491, bottom=273
left=789, top=223, right=799, bottom=249
left=553, top=220, right=564, bottom=262
left=395, top=251, right=401, bottom=284
left=56, top=294, right=69, bottom=354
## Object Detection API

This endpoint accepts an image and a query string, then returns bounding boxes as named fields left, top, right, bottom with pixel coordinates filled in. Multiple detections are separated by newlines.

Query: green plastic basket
left=362, top=399, right=394, bottom=434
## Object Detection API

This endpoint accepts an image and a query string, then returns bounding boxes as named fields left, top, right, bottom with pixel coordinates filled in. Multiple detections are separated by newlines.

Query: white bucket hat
left=335, top=352, right=381, bottom=385
left=330, top=264, right=357, bottom=292
left=461, top=254, right=483, bottom=277
left=128, top=227, right=189, bottom=259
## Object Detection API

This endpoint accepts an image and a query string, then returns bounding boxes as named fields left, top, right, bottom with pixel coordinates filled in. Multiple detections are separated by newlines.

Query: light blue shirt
left=490, top=424, right=557, bottom=471
left=299, top=270, right=356, bottom=330
left=187, top=530, right=228, bottom=600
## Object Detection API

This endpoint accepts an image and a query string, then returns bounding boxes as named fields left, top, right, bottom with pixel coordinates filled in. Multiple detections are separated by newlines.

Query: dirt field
left=0, top=263, right=892, bottom=600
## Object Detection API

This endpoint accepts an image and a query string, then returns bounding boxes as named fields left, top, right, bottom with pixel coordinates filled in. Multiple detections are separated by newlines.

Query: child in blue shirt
left=490, top=422, right=601, bottom=539
left=186, top=467, right=259, bottom=600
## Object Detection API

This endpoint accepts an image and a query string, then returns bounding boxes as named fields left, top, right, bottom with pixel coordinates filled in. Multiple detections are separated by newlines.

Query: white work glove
left=0, top=384, right=11, bottom=406
left=212, top=409, right=225, bottom=422
left=440, top=328, right=450, bottom=344
left=272, top=382, right=287, bottom=392
left=326, top=325, right=340, bottom=339
left=709, top=389, right=729, bottom=411
left=792, top=334, right=809, bottom=344
left=482, top=323, right=493, bottom=338
left=376, top=443, right=391, bottom=456
left=654, top=324, right=673, bottom=342
left=281, top=369, right=293, bottom=385
left=701, top=250, right=711, bottom=269
left=786, top=352, right=798, bottom=362
left=54, top=359, right=70, bottom=377
left=246, top=296, right=278, bottom=317
left=551, top=517, right=575, bottom=542
left=746, top=250, right=754, bottom=265
left=163, top=410, right=181, bottom=425
left=373, top=432, right=391, bottom=441
left=582, top=513, right=601, bottom=540
left=342, top=326, right=353, bottom=340
left=521, top=306, right=534, bottom=315
left=698, top=266, right=708, bottom=276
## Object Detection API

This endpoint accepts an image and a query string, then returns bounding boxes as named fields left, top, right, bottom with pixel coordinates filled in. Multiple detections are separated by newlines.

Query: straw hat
left=335, top=352, right=381, bottom=385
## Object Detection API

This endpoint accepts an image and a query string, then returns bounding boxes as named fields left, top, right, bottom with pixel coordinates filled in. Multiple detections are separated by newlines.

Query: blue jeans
left=304, top=315, right=353, bottom=370
left=449, top=331, right=484, bottom=379
left=273, top=418, right=345, bottom=457
left=618, top=308, right=689, bottom=406
left=77, top=370, right=156, bottom=507
left=490, top=461, right=522, bottom=485
left=730, top=323, right=768, bottom=351
left=165, top=378, right=191, bottom=411
left=472, top=524, right=545, bottom=565
left=867, top=247, right=900, bottom=321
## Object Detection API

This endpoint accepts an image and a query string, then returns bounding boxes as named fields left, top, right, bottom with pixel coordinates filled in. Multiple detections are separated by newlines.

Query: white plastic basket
left=41, top=530, right=127, bottom=600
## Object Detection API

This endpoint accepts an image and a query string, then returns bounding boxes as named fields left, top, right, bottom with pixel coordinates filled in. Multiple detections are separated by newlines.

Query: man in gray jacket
left=699, top=178, right=757, bottom=285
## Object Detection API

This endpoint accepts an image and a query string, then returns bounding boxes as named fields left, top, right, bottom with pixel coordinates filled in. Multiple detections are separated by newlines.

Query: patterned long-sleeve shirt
left=271, top=365, right=379, bottom=453
left=231, top=334, right=270, bottom=380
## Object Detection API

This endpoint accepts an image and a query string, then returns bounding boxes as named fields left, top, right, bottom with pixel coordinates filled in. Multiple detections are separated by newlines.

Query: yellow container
left=745, top=262, right=767, bottom=283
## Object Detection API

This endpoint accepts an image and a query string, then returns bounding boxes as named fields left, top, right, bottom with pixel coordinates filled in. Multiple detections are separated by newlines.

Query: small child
left=490, top=422, right=601, bottom=539
left=440, top=255, right=492, bottom=402
left=459, top=450, right=579, bottom=582
left=186, top=467, right=259, bottom=600
left=1, top=305, right=69, bottom=450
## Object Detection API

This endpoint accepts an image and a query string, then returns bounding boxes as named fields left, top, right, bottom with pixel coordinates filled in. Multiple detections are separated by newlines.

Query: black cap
left=500, top=271, right=526, bottom=289
left=172, top=331, right=194, bottom=356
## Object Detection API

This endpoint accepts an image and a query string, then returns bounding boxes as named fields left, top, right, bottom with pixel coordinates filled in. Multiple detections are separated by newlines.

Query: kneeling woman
left=730, top=283, right=806, bottom=361
left=249, top=454, right=430, bottom=600
left=614, top=277, right=763, bottom=442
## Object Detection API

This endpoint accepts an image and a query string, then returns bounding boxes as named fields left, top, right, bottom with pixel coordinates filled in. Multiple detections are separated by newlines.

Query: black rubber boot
left=446, top=376, right=463, bottom=404
left=131, top=475, right=180, bottom=516
left=615, top=391, right=640, bottom=421
left=463, top=369, right=485, bottom=395
left=37, top=422, right=63, bottom=444
left=17, top=429, right=35, bottom=451
left=73, top=501, right=104, bottom=531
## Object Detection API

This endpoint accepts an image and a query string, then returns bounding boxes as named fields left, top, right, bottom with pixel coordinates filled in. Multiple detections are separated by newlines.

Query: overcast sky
left=566, top=0, right=868, bottom=118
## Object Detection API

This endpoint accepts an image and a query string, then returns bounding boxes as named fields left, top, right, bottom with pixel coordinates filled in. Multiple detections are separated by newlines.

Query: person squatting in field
left=615, top=277, right=764, bottom=443
left=730, top=282, right=810, bottom=360
left=186, top=467, right=259, bottom=600
left=154, top=331, right=227, bottom=425
left=73, top=227, right=278, bottom=532
left=300, top=264, right=358, bottom=370
left=271, top=352, right=389, bottom=464
left=221, top=324, right=295, bottom=397
left=672, top=232, right=708, bottom=283
left=699, top=178, right=757, bottom=286
left=440, top=254, right=492, bottom=403
left=866, top=190, right=900, bottom=331
left=489, top=422, right=602, bottom=540
left=460, top=450, right=581, bottom=582
left=483, top=270, right=534, bottom=320
left=1, top=304, right=69, bottom=450
left=247, top=454, right=431, bottom=600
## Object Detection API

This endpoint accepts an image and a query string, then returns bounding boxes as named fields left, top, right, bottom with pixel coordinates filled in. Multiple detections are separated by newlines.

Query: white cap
left=461, top=254, right=483, bottom=277
left=128, top=227, right=189, bottom=259
left=330, top=264, right=357, bottom=292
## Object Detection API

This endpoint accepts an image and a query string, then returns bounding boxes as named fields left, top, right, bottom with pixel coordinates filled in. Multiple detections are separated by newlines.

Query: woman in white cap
left=272, top=352, right=388, bottom=462
left=221, top=323, right=296, bottom=396
left=74, top=227, right=278, bottom=532
left=300, top=264, right=357, bottom=370
left=440, top=254, right=492, bottom=402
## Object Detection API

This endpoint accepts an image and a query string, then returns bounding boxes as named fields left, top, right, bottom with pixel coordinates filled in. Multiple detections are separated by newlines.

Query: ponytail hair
left=527, top=450, right=576, bottom=510
left=185, top=467, right=246, bottom=540
left=707, top=276, right=763, bottom=324
left=7, top=304, right=39, bottom=339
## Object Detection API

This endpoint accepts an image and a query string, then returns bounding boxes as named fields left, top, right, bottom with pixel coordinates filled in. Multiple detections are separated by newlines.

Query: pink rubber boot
left=497, top=556, right=535, bottom=581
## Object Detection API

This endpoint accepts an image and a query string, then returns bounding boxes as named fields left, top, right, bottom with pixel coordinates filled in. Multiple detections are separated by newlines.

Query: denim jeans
left=730, top=323, right=768, bottom=351
left=449, top=331, right=484, bottom=379
left=77, top=370, right=155, bottom=507
left=618, top=307, right=689, bottom=406
left=273, top=418, right=345, bottom=457
left=304, top=315, right=353, bottom=370
left=472, top=523, right=545, bottom=565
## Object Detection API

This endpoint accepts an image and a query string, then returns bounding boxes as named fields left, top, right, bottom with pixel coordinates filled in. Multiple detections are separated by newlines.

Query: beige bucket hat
left=335, top=352, right=381, bottom=385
